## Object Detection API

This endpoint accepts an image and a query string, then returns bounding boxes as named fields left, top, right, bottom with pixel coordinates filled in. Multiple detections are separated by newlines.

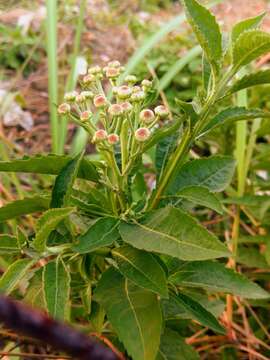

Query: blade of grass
left=46, top=0, right=59, bottom=154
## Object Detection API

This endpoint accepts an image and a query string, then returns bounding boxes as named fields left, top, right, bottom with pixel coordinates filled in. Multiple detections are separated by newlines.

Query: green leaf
left=175, top=98, right=198, bottom=125
left=43, top=257, right=70, bottom=320
left=237, top=247, right=269, bottom=269
left=0, top=235, right=20, bottom=254
left=163, top=293, right=225, bottom=334
left=94, top=267, right=162, bottom=360
left=169, top=260, right=269, bottom=299
left=155, top=133, right=178, bottom=181
left=174, top=185, right=223, bottom=214
left=32, top=207, right=75, bottom=252
left=202, top=107, right=270, bottom=135
left=156, top=328, right=199, bottom=360
left=119, top=207, right=229, bottom=261
left=51, top=152, right=83, bottom=208
left=228, top=70, right=270, bottom=95
left=73, top=217, right=119, bottom=254
left=0, top=258, right=34, bottom=295
left=231, top=13, right=266, bottom=43
left=181, top=0, right=222, bottom=71
left=167, top=156, right=236, bottom=195
left=0, top=195, right=50, bottom=222
left=112, top=245, right=168, bottom=298
left=232, top=30, right=270, bottom=70
left=0, top=154, right=99, bottom=182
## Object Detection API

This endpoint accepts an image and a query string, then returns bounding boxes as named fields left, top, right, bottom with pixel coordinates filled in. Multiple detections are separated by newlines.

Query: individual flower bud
left=58, top=103, right=70, bottom=115
left=88, top=65, right=102, bottom=74
left=82, top=74, right=95, bottom=85
left=107, top=133, right=119, bottom=145
left=106, top=67, right=120, bottom=79
left=141, top=79, right=152, bottom=89
left=93, top=129, right=107, bottom=142
left=130, top=90, right=146, bottom=102
left=121, top=101, right=133, bottom=113
left=93, top=94, right=107, bottom=108
left=76, top=93, right=86, bottom=103
left=108, top=104, right=123, bottom=116
left=135, top=127, right=151, bottom=142
left=81, top=90, right=94, bottom=99
left=80, top=110, right=91, bottom=121
left=125, top=75, right=137, bottom=85
left=139, top=109, right=155, bottom=124
left=117, top=85, right=132, bottom=99
left=154, top=105, right=169, bottom=118
left=108, top=60, right=121, bottom=68
left=112, top=86, right=119, bottom=95
left=64, top=91, right=78, bottom=102
left=132, top=86, right=141, bottom=93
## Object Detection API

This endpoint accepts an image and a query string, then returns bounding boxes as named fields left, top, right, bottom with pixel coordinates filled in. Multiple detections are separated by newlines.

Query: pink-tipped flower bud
left=81, top=90, right=94, bottom=99
left=117, top=85, right=132, bottom=99
left=121, top=101, right=133, bottom=113
left=135, top=127, right=151, bottom=142
left=141, top=79, right=152, bottom=90
left=58, top=103, right=71, bottom=115
left=125, top=75, right=137, bottom=85
left=82, top=74, right=95, bottom=85
left=108, top=104, right=123, bottom=117
left=130, top=90, right=146, bottom=102
left=76, top=93, right=86, bottom=103
left=107, top=133, right=119, bottom=145
left=93, top=94, right=107, bottom=108
left=80, top=110, right=92, bottom=121
left=93, top=129, right=107, bottom=142
left=139, top=109, right=155, bottom=124
left=154, top=105, right=169, bottom=118
left=64, top=91, right=78, bottom=102
left=106, top=67, right=120, bottom=79
left=108, top=60, right=121, bottom=68
left=112, top=86, right=119, bottom=95
left=88, top=65, right=102, bottom=74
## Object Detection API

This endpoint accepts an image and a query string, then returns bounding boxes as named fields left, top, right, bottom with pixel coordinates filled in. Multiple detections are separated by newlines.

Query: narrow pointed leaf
left=73, top=217, right=119, bottom=254
left=43, top=258, right=70, bottom=320
left=119, top=207, right=229, bottom=261
left=169, top=260, right=269, bottom=299
left=228, top=70, right=270, bottom=95
left=0, top=259, right=35, bottom=295
left=231, top=13, right=266, bottom=43
left=0, top=235, right=20, bottom=254
left=112, top=245, right=168, bottom=298
left=94, top=267, right=162, bottom=360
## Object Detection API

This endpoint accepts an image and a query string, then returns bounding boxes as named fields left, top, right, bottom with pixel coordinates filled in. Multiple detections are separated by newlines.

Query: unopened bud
left=132, top=86, right=141, bottom=93
left=58, top=103, right=70, bottom=115
left=117, top=85, right=132, bottom=99
left=88, top=65, right=102, bottom=74
left=141, top=79, right=152, bottom=89
left=93, top=129, right=107, bottom=142
left=135, top=127, right=151, bottom=142
left=80, top=111, right=92, bottom=121
left=82, top=74, right=95, bottom=85
left=121, top=102, right=133, bottom=113
left=107, top=133, right=119, bottom=145
left=112, top=86, right=119, bottom=95
left=125, top=75, right=137, bottom=85
left=154, top=105, right=169, bottom=118
left=81, top=91, right=94, bottom=99
left=108, top=60, right=121, bottom=68
left=64, top=91, right=78, bottom=102
left=139, top=109, right=155, bottom=124
left=108, top=104, right=123, bottom=116
left=76, top=93, right=86, bottom=103
left=106, top=67, right=120, bottom=79
left=130, top=90, right=146, bottom=102
left=93, top=94, right=107, bottom=108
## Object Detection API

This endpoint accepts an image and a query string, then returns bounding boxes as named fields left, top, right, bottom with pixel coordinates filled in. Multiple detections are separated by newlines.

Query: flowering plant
left=0, top=1, right=270, bottom=359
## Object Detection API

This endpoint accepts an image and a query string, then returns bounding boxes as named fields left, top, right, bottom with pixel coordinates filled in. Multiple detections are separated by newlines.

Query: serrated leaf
left=163, top=293, right=225, bottom=334
left=112, top=245, right=168, bottom=298
left=156, top=328, right=199, bottom=360
left=51, top=152, right=83, bottom=208
left=73, top=217, right=119, bottom=254
left=0, top=235, right=20, bottom=254
left=228, top=70, right=270, bottom=95
left=169, top=260, right=269, bottom=299
left=32, top=207, right=75, bottom=252
left=119, top=207, right=229, bottom=261
left=167, top=156, right=236, bottom=195
left=0, top=154, right=99, bottom=182
left=231, top=13, right=266, bottom=43
left=174, top=185, right=223, bottom=214
left=94, top=267, right=162, bottom=360
left=0, top=196, right=50, bottom=222
left=201, top=107, right=270, bottom=135
left=0, top=258, right=34, bottom=295
left=43, top=257, right=70, bottom=320
left=182, top=0, right=222, bottom=71
left=233, top=30, right=270, bottom=70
